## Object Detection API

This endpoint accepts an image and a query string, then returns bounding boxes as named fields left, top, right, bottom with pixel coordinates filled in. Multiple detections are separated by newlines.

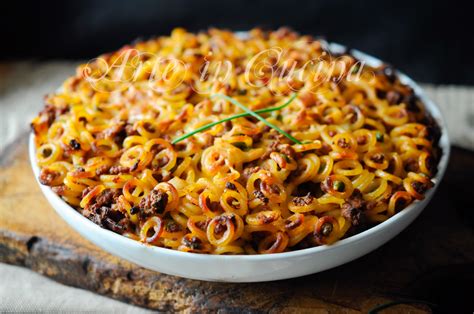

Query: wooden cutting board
left=1, top=134, right=473, bottom=313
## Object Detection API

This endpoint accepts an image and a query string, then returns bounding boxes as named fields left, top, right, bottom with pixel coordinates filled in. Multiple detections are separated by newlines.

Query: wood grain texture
left=1, top=135, right=473, bottom=313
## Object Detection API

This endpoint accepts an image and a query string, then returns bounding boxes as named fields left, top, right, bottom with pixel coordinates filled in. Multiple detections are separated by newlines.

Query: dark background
left=3, top=0, right=473, bottom=84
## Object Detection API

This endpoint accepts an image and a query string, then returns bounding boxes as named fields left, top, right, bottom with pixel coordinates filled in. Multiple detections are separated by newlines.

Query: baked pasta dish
left=31, top=28, right=441, bottom=254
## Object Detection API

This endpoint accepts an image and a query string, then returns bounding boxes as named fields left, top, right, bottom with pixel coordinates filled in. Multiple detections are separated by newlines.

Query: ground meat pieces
left=341, top=189, right=365, bottom=227
left=261, top=139, right=281, bottom=160
left=240, top=166, right=260, bottom=183
left=139, top=189, right=168, bottom=217
left=279, top=144, right=297, bottom=160
left=347, top=189, right=364, bottom=209
left=320, top=178, right=332, bottom=195
left=213, top=216, right=228, bottom=234
left=337, top=138, right=350, bottom=149
left=164, top=220, right=182, bottom=233
left=292, top=193, right=314, bottom=206
left=341, top=204, right=364, bottom=227
left=102, top=208, right=129, bottom=233
left=82, top=189, right=127, bottom=233
left=412, top=181, right=428, bottom=195
left=95, top=165, right=110, bottom=176
left=38, top=168, right=60, bottom=186
left=81, top=186, right=93, bottom=198
left=102, top=122, right=125, bottom=138
left=109, top=165, right=130, bottom=175
left=194, top=220, right=208, bottom=231
left=95, top=189, right=120, bottom=208
left=253, top=190, right=269, bottom=204
left=98, top=122, right=126, bottom=144
left=83, top=205, right=129, bottom=233
left=32, top=103, right=69, bottom=132
left=182, top=236, right=202, bottom=250
left=261, top=140, right=298, bottom=161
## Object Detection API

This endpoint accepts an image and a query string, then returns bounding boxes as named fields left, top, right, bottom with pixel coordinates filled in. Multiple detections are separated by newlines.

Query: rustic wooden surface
left=0, top=135, right=473, bottom=313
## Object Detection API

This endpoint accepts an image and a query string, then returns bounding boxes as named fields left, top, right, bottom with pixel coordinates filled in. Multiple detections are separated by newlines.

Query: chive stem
left=211, top=94, right=302, bottom=144
left=172, top=93, right=298, bottom=144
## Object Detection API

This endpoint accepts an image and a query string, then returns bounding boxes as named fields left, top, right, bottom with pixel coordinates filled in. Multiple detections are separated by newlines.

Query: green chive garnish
left=212, top=94, right=302, bottom=144
left=172, top=93, right=299, bottom=144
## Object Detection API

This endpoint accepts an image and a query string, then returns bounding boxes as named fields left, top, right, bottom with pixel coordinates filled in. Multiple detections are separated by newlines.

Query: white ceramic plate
left=30, top=43, right=450, bottom=282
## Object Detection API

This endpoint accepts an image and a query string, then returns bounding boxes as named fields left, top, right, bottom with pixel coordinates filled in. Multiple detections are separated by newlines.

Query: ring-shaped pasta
left=207, top=214, right=236, bottom=246
left=258, top=231, right=289, bottom=254
left=333, top=160, right=363, bottom=176
left=403, top=172, right=433, bottom=200
left=154, top=182, right=180, bottom=212
left=364, top=149, right=389, bottom=170
left=363, top=178, right=388, bottom=201
left=351, top=170, right=375, bottom=192
left=117, top=195, right=138, bottom=224
left=199, top=189, right=221, bottom=218
left=123, top=178, right=149, bottom=204
left=120, top=145, right=152, bottom=171
left=136, top=119, right=161, bottom=138
left=322, top=174, right=354, bottom=199
left=314, top=155, right=334, bottom=182
left=123, top=135, right=148, bottom=149
left=388, top=191, right=412, bottom=216
left=37, top=143, right=62, bottom=166
left=381, top=105, right=408, bottom=126
left=375, top=169, right=402, bottom=185
left=353, top=129, right=376, bottom=153
left=245, top=210, right=281, bottom=226
left=139, top=216, right=164, bottom=244
left=313, top=216, right=340, bottom=245
left=342, top=104, right=365, bottom=129
left=187, top=215, right=209, bottom=241
left=93, top=138, right=120, bottom=158
left=80, top=184, right=106, bottom=208
left=220, top=189, right=248, bottom=216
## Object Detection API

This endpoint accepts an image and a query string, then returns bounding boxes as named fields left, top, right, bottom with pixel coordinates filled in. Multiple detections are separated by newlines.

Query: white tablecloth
left=0, top=263, right=151, bottom=313
left=0, top=61, right=473, bottom=312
